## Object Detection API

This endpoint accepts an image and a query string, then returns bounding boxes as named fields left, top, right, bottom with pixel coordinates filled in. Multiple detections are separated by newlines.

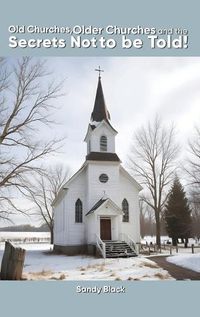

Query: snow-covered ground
left=141, top=236, right=172, bottom=245
left=141, top=236, right=200, bottom=256
left=167, top=254, right=200, bottom=273
left=0, top=232, right=50, bottom=243
left=0, top=243, right=173, bottom=281
left=141, top=236, right=200, bottom=247
left=1, top=232, right=199, bottom=280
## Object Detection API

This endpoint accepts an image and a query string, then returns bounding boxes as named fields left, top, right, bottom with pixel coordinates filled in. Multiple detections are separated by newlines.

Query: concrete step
left=104, top=240, right=137, bottom=258
left=106, top=251, right=137, bottom=257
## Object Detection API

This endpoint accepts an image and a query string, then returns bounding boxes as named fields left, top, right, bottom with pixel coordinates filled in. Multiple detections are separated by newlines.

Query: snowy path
left=151, top=255, right=200, bottom=280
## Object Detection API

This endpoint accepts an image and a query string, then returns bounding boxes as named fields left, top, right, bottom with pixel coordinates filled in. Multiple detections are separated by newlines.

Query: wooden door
left=100, top=218, right=111, bottom=240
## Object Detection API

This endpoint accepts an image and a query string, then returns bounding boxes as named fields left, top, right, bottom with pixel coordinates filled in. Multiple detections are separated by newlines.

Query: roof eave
left=84, top=125, right=92, bottom=142
left=95, top=119, right=118, bottom=135
left=86, top=198, right=123, bottom=216
left=120, top=166, right=143, bottom=191
left=52, top=188, right=68, bottom=207
left=52, top=162, right=88, bottom=206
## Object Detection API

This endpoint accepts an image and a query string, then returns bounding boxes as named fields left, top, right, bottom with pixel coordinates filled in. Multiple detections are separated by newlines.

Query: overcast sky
left=4, top=57, right=200, bottom=226
left=44, top=57, right=200, bottom=169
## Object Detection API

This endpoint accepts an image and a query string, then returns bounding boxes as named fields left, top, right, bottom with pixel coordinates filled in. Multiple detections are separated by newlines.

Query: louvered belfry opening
left=100, top=135, right=107, bottom=151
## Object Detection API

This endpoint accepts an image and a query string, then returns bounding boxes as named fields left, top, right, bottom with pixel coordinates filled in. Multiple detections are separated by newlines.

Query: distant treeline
left=0, top=223, right=49, bottom=232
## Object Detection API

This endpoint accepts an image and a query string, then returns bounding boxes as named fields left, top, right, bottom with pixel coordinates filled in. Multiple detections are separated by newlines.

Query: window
left=100, top=135, right=107, bottom=152
left=122, top=199, right=129, bottom=222
left=99, top=173, right=109, bottom=183
left=75, top=199, right=83, bottom=223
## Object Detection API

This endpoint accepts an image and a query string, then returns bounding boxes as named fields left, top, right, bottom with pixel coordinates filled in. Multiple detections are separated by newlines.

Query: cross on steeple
left=95, top=66, right=104, bottom=79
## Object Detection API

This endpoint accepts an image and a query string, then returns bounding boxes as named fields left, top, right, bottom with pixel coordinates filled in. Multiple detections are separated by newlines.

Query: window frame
left=122, top=199, right=129, bottom=222
left=75, top=199, right=83, bottom=223
left=99, top=173, right=109, bottom=183
left=100, top=135, right=107, bottom=152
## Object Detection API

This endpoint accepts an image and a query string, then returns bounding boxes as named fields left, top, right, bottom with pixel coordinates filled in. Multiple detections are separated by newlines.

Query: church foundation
left=53, top=244, right=97, bottom=256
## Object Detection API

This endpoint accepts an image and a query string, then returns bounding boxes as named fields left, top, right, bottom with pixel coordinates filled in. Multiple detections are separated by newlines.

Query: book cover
left=0, top=1, right=199, bottom=316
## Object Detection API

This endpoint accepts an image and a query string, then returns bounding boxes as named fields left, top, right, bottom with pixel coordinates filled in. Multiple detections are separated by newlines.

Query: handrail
left=119, top=233, right=137, bottom=254
left=96, top=234, right=106, bottom=258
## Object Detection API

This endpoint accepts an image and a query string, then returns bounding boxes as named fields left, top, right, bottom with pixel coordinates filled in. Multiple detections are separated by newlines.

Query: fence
left=139, top=242, right=200, bottom=256
left=0, top=241, right=26, bottom=280
left=0, top=236, right=50, bottom=245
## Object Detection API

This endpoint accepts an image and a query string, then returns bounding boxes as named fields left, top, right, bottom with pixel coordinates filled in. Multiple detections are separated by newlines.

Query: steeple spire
left=91, top=73, right=111, bottom=122
left=84, top=69, right=119, bottom=160
left=95, top=66, right=104, bottom=79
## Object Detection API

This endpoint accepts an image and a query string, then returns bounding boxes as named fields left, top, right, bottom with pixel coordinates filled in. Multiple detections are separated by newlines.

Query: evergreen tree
left=164, top=177, right=191, bottom=246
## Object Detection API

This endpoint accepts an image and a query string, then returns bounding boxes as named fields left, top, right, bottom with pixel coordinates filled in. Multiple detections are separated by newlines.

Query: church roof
left=86, top=152, right=121, bottom=162
left=119, top=166, right=143, bottom=191
left=84, top=120, right=118, bottom=142
left=85, top=198, right=107, bottom=215
left=91, top=77, right=111, bottom=122
left=86, top=197, right=123, bottom=216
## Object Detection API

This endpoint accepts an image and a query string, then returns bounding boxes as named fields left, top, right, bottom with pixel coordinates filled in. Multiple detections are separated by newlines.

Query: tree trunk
left=155, top=212, right=161, bottom=247
left=184, top=238, right=188, bottom=248
left=172, top=237, right=177, bottom=246
left=50, top=228, right=54, bottom=245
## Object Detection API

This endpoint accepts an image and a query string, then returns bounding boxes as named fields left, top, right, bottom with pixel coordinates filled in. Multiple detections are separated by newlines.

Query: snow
left=142, top=236, right=200, bottom=247
left=1, top=232, right=199, bottom=280
left=141, top=236, right=172, bottom=245
left=0, top=232, right=50, bottom=244
left=0, top=243, right=173, bottom=281
left=0, top=232, right=50, bottom=240
left=167, top=254, right=200, bottom=273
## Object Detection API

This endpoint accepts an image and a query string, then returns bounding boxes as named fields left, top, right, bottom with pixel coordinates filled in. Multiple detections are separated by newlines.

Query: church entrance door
left=100, top=218, right=111, bottom=240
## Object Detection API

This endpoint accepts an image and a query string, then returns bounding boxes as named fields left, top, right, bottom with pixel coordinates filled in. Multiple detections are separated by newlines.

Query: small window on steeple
left=100, top=135, right=107, bottom=152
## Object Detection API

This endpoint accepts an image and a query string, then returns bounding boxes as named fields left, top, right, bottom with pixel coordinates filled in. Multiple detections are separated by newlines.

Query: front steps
left=104, top=240, right=137, bottom=258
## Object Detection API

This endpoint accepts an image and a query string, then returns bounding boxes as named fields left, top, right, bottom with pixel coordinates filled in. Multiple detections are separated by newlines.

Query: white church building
left=53, top=72, right=142, bottom=258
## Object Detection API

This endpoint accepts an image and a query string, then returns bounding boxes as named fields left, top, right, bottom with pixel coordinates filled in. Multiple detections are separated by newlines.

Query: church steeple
left=84, top=69, right=120, bottom=162
left=91, top=76, right=110, bottom=122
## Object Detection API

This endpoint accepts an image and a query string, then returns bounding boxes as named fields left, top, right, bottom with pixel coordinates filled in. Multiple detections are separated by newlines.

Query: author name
left=76, top=285, right=126, bottom=295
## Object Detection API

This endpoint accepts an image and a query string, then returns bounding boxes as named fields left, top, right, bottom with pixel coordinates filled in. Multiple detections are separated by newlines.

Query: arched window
left=122, top=199, right=129, bottom=222
left=75, top=199, right=83, bottom=223
left=100, top=135, right=107, bottom=152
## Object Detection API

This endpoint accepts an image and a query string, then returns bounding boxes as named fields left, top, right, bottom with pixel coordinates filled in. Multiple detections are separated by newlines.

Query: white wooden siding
left=54, top=162, right=141, bottom=246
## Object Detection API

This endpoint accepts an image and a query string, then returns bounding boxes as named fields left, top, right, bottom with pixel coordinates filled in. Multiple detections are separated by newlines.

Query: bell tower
left=84, top=67, right=120, bottom=162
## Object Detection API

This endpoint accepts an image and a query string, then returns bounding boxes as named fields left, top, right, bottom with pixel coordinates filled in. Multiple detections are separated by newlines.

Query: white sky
left=44, top=57, right=200, bottom=169
left=4, top=57, right=200, bottom=227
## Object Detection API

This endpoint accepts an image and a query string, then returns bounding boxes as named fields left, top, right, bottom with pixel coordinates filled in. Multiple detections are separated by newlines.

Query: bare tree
left=188, top=191, right=200, bottom=240
left=0, top=57, right=64, bottom=220
left=186, top=127, right=200, bottom=239
left=186, top=127, right=200, bottom=193
left=139, top=200, right=155, bottom=238
left=23, top=164, right=70, bottom=244
left=129, top=117, right=179, bottom=246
